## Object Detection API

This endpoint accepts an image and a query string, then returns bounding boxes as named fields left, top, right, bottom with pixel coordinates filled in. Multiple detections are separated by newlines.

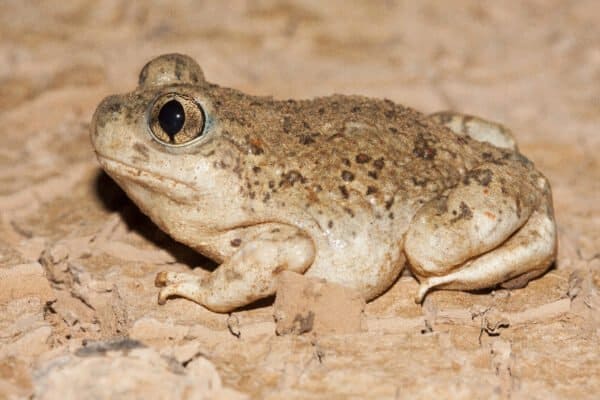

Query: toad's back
left=197, top=85, right=504, bottom=225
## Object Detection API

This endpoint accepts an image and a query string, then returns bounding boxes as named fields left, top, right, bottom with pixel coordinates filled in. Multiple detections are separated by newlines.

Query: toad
left=91, top=54, right=557, bottom=312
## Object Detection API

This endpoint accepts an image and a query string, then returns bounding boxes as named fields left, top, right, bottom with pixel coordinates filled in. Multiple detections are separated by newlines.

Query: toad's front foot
left=153, top=227, right=315, bottom=312
left=155, top=271, right=205, bottom=305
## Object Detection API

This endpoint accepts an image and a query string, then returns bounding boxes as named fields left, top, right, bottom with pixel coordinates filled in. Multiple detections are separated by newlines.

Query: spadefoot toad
left=91, top=54, right=557, bottom=312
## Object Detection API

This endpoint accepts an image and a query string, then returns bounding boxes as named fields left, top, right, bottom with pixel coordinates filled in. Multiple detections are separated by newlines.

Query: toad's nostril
left=158, top=99, right=185, bottom=138
left=91, top=95, right=119, bottom=141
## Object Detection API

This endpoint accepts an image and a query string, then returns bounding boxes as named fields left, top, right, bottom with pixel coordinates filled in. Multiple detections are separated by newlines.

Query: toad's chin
left=96, top=155, right=200, bottom=204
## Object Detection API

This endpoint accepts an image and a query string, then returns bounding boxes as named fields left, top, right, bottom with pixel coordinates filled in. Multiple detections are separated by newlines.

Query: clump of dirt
left=274, top=271, right=365, bottom=335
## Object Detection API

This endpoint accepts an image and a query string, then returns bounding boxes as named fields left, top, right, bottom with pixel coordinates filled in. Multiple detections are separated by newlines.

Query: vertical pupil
left=158, top=100, right=185, bottom=138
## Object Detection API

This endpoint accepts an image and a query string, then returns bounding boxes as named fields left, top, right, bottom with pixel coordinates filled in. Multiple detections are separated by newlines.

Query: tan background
left=1, top=1, right=599, bottom=399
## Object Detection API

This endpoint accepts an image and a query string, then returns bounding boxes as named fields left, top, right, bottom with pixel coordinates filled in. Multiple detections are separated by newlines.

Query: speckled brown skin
left=91, top=54, right=557, bottom=312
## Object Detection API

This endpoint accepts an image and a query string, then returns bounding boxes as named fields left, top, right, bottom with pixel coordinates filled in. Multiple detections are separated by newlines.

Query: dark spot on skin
left=249, top=142, right=264, bottom=155
left=174, top=57, right=185, bottom=80
left=268, top=180, right=275, bottom=189
left=413, top=146, right=437, bottom=160
left=328, top=132, right=345, bottom=141
left=366, top=186, right=378, bottom=195
left=413, top=133, right=437, bottom=160
left=516, top=197, right=522, bottom=218
left=339, top=185, right=349, bottom=199
left=368, top=171, right=378, bottom=180
left=462, top=115, right=474, bottom=128
left=272, top=264, right=286, bottom=275
left=412, top=177, right=427, bottom=187
left=342, top=158, right=351, bottom=167
left=434, top=196, right=449, bottom=214
left=318, top=107, right=325, bottom=114
left=385, top=197, right=394, bottom=210
left=282, top=116, right=292, bottom=133
left=445, top=149, right=457, bottom=159
left=106, top=101, right=122, bottom=114
left=271, top=228, right=281, bottom=233
left=225, top=268, right=243, bottom=282
left=388, top=126, right=398, bottom=134
left=483, top=210, right=497, bottom=220
left=133, top=143, right=149, bottom=160
left=463, top=169, right=493, bottom=187
left=328, top=220, right=333, bottom=229
left=262, top=193, right=271, bottom=202
left=432, top=112, right=453, bottom=124
left=388, top=212, right=394, bottom=220
left=138, top=67, right=148, bottom=86
left=373, top=158, right=385, bottom=170
left=352, top=106, right=361, bottom=113
left=216, top=160, right=228, bottom=169
left=450, top=201, right=473, bottom=223
left=456, top=135, right=469, bottom=145
left=252, top=166, right=261, bottom=174
left=415, top=118, right=430, bottom=128
left=292, top=311, right=314, bottom=334
left=230, top=238, right=242, bottom=247
left=232, top=162, right=243, bottom=179
left=280, top=170, right=306, bottom=188
left=299, top=135, right=315, bottom=145
left=356, top=153, right=371, bottom=164
left=506, top=151, right=533, bottom=168
left=343, top=207, right=355, bottom=217
left=341, top=170, right=355, bottom=182
left=249, top=192, right=256, bottom=199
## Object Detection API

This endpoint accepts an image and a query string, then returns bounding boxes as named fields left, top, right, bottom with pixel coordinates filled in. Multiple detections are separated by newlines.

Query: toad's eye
left=148, top=94, right=205, bottom=145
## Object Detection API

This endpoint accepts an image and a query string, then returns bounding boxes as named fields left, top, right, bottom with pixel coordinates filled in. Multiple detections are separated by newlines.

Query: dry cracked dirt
left=1, top=1, right=599, bottom=399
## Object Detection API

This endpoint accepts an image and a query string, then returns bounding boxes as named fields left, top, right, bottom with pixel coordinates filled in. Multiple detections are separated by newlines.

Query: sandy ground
left=1, top=1, right=599, bottom=399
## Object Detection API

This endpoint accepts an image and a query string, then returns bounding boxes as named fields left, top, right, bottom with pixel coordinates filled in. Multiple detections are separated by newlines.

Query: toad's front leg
left=155, top=226, right=315, bottom=313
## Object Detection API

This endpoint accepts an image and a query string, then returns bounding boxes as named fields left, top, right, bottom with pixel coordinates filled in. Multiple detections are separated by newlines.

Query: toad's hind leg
left=405, top=160, right=557, bottom=303
left=429, top=111, right=518, bottom=151
left=414, top=193, right=556, bottom=302
left=155, top=226, right=315, bottom=313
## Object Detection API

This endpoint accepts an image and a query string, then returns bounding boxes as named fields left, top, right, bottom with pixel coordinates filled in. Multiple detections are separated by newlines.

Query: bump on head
left=138, top=53, right=205, bottom=88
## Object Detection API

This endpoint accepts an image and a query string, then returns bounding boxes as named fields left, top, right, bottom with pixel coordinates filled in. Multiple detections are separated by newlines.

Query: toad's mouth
left=96, top=154, right=199, bottom=202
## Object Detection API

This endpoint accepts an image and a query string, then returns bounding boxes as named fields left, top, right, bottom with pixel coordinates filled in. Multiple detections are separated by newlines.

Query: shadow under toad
left=93, top=170, right=218, bottom=272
